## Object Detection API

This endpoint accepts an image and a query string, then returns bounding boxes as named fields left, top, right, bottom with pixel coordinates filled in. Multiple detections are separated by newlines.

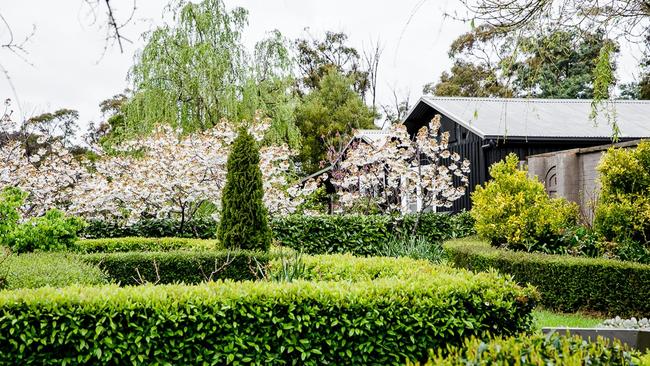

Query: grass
left=533, top=309, right=603, bottom=329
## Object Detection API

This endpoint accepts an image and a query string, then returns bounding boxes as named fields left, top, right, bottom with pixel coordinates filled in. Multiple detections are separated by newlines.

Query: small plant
left=218, top=128, right=272, bottom=252
left=254, top=250, right=306, bottom=282
left=0, top=187, right=27, bottom=243
left=378, top=235, right=445, bottom=263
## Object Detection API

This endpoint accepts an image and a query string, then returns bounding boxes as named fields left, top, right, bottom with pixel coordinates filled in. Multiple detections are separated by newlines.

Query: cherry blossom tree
left=330, top=115, right=470, bottom=214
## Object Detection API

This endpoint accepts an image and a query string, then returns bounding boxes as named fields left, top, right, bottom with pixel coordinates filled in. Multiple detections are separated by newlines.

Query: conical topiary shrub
left=218, top=128, right=272, bottom=251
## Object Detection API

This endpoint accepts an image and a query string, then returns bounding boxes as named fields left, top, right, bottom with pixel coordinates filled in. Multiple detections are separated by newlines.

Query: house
left=527, top=139, right=645, bottom=223
left=403, top=96, right=650, bottom=212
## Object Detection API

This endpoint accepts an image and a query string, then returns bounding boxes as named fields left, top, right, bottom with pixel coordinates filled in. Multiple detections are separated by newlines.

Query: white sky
left=0, top=0, right=643, bottom=132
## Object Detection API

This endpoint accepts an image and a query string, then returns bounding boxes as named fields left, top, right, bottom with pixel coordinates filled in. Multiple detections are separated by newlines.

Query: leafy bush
left=6, top=209, right=86, bottom=253
left=272, top=212, right=474, bottom=255
left=81, top=217, right=218, bottom=239
left=444, top=238, right=650, bottom=316
left=80, top=250, right=272, bottom=285
left=471, top=154, right=579, bottom=252
left=0, top=187, right=26, bottom=240
left=595, top=141, right=650, bottom=256
left=415, top=332, right=640, bottom=365
left=0, top=255, right=536, bottom=365
left=73, top=237, right=220, bottom=253
left=3, top=253, right=108, bottom=290
left=218, top=129, right=272, bottom=251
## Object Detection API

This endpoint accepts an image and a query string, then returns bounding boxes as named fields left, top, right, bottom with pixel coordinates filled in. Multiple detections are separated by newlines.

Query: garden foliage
left=444, top=238, right=650, bottom=316
left=272, top=212, right=474, bottom=255
left=218, top=129, right=272, bottom=251
left=595, top=141, right=650, bottom=261
left=0, top=187, right=85, bottom=253
left=1, top=253, right=108, bottom=290
left=0, top=254, right=536, bottom=365
left=415, top=332, right=640, bottom=365
left=471, top=154, right=579, bottom=252
left=81, top=218, right=218, bottom=239
left=81, top=250, right=271, bottom=285
left=73, top=237, right=220, bottom=253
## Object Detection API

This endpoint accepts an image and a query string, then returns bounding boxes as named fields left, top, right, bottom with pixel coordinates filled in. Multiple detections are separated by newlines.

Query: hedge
left=73, top=237, right=220, bottom=253
left=272, top=212, right=475, bottom=255
left=81, top=250, right=270, bottom=285
left=1, top=253, right=109, bottom=290
left=80, top=218, right=218, bottom=239
left=444, top=238, right=650, bottom=316
left=416, top=332, right=641, bottom=365
left=0, top=255, right=537, bottom=365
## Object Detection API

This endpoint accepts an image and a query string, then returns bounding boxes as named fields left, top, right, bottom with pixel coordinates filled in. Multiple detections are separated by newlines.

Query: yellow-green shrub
left=471, top=154, right=579, bottom=251
left=595, top=141, right=650, bottom=250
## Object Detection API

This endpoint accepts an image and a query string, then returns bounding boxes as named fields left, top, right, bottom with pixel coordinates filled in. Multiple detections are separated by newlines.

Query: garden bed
left=0, top=254, right=536, bottom=365
left=444, top=238, right=650, bottom=316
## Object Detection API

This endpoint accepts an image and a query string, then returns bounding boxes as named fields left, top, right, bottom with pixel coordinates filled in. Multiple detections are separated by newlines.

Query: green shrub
left=471, top=154, right=579, bottom=252
left=3, top=252, right=108, bottom=290
left=0, top=256, right=536, bottom=365
left=81, top=217, right=218, bottom=239
left=0, top=187, right=26, bottom=241
left=415, top=332, right=640, bottom=365
left=444, top=238, right=650, bottom=316
left=594, top=141, right=650, bottom=260
left=80, top=250, right=272, bottom=285
left=73, top=237, right=220, bottom=253
left=272, top=212, right=474, bottom=255
left=7, top=209, right=86, bottom=253
left=218, top=129, right=272, bottom=251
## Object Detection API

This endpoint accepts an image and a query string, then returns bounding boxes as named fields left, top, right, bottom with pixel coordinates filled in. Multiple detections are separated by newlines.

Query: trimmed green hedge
left=417, top=332, right=640, bottom=365
left=0, top=255, right=536, bottom=365
left=2, top=253, right=109, bottom=290
left=80, top=218, right=218, bottom=239
left=444, top=238, right=650, bottom=316
left=73, top=237, right=220, bottom=253
left=272, top=212, right=475, bottom=255
left=81, top=250, right=269, bottom=285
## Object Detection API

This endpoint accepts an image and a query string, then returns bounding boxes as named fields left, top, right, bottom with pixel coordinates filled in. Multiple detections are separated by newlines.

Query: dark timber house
left=403, top=96, right=650, bottom=212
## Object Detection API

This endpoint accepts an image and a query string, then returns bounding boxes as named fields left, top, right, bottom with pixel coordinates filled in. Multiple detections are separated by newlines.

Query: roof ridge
left=423, top=96, right=650, bottom=104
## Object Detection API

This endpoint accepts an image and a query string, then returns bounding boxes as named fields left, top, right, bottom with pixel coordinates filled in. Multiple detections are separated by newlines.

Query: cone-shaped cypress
left=218, top=129, right=272, bottom=251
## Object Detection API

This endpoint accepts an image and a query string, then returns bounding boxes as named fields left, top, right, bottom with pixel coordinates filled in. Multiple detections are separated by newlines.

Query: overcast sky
left=0, top=0, right=643, bottom=132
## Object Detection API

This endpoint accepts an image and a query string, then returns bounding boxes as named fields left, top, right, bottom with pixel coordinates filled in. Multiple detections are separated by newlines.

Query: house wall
left=527, top=140, right=641, bottom=222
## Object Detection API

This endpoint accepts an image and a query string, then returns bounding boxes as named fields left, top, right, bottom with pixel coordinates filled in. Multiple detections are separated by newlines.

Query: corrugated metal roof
left=355, top=129, right=389, bottom=146
left=412, top=96, right=650, bottom=139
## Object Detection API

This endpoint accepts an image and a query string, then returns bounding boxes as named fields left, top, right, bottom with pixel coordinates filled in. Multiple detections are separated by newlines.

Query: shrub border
left=444, top=238, right=650, bottom=316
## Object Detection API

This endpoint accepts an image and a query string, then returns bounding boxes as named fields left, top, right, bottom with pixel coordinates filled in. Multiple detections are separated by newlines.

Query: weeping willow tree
left=116, top=0, right=300, bottom=148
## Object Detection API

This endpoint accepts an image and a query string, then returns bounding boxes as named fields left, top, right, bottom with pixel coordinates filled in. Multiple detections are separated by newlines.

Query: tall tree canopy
left=427, top=27, right=617, bottom=99
left=295, top=69, right=375, bottom=174
left=294, top=31, right=369, bottom=98
left=117, top=0, right=300, bottom=148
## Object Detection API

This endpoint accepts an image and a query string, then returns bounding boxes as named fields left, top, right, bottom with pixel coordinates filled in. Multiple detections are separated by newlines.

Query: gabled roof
left=301, top=128, right=389, bottom=182
left=405, top=96, right=650, bottom=140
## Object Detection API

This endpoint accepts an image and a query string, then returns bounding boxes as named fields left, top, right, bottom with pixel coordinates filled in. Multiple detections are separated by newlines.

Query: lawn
left=533, top=309, right=603, bottom=329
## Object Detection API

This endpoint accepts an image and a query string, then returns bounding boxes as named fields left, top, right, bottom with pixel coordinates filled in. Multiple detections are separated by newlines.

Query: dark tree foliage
left=218, top=129, right=271, bottom=252
left=295, top=31, right=369, bottom=97
left=295, top=69, right=376, bottom=174
left=428, top=27, right=616, bottom=99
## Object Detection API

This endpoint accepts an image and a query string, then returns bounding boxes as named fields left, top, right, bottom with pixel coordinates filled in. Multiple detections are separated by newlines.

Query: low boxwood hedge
left=272, top=212, right=475, bottom=255
left=0, top=255, right=536, bottom=365
left=80, top=218, right=218, bottom=239
left=444, top=238, right=650, bottom=316
left=81, top=250, right=270, bottom=285
left=73, top=237, right=220, bottom=253
left=416, top=332, right=641, bottom=365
